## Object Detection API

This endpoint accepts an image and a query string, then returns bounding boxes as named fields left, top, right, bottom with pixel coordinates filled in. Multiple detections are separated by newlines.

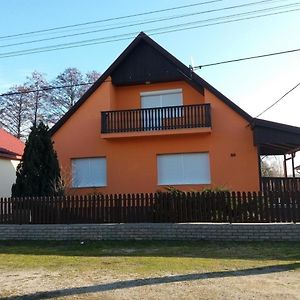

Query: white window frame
left=140, top=88, right=183, bottom=97
left=141, top=89, right=183, bottom=128
left=71, top=157, right=107, bottom=188
left=157, top=152, right=211, bottom=185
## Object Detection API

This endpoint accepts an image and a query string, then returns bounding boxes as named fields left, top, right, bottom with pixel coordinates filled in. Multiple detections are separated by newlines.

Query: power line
left=194, top=48, right=300, bottom=69
left=0, top=82, right=94, bottom=97
left=254, top=81, right=300, bottom=118
left=2, top=0, right=283, bottom=41
left=0, top=5, right=299, bottom=59
left=0, top=0, right=291, bottom=48
left=1, top=45, right=300, bottom=97
left=0, top=0, right=222, bottom=40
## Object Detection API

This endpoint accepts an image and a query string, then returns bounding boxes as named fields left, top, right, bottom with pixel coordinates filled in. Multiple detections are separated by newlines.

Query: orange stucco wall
left=52, top=78, right=260, bottom=194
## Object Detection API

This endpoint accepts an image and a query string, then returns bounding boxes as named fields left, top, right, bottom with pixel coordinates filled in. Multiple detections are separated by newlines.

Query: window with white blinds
left=157, top=153, right=211, bottom=185
left=72, top=157, right=107, bottom=188
left=141, top=89, right=183, bottom=109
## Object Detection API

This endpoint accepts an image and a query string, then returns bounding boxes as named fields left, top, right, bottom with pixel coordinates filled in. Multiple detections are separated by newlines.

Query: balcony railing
left=101, top=104, right=211, bottom=134
left=261, top=177, right=300, bottom=192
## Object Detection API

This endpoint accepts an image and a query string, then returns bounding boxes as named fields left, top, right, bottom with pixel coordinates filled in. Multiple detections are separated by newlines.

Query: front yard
left=0, top=241, right=299, bottom=299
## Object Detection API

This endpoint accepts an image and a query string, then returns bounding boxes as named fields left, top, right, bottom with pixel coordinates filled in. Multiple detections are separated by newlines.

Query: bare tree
left=25, top=71, right=50, bottom=126
left=261, top=157, right=284, bottom=177
left=0, top=85, right=32, bottom=138
left=85, top=70, right=101, bottom=86
left=49, top=68, right=84, bottom=120
left=49, top=68, right=100, bottom=122
left=0, top=68, right=101, bottom=137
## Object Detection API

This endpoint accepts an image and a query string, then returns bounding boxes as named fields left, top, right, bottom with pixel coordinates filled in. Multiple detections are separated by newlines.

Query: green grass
left=0, top=241, right=299, bottom=275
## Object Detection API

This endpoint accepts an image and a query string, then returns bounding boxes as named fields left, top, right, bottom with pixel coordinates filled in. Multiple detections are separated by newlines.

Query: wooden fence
left=0, top=191, right=299, bottom=224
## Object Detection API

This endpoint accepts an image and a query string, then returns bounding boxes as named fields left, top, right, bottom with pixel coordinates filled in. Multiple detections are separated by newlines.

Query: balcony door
left=141, top=89, right=183, bottom=130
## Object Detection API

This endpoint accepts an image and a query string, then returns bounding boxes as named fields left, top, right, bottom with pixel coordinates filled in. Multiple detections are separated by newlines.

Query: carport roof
left=251, top=118, right=300, bottom=155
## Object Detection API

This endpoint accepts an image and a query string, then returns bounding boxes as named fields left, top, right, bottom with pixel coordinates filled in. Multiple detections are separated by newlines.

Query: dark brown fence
left=101, top=104, right=211, bottom=134
left=0, top=191, right=299, bottom=224
left=262, top=177, right=300, bottom=192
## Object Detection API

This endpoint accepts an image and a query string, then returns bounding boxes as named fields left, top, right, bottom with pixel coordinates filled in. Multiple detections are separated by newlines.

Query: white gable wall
left=0, top=158, right=19, bottom=197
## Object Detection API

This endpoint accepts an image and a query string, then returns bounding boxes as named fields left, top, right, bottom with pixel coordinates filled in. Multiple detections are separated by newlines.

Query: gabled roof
left=0, top=128, right=24, bottom=159
left=50, top=32, right=252, bottom=135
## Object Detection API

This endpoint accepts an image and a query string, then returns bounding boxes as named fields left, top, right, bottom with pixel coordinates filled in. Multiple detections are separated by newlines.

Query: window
left=72, top=157, right=106, bottom=188
left=141, top=89, right=183, bottom=109
left=157, top=153, right=211, bottom=185
left=141, top=89, right=183, bottom=128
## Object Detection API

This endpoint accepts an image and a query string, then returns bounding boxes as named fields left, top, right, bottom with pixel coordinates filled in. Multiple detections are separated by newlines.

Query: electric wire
left=0, top=5, right=299, bottom=59
left=194, top=48, right=300, bottom=69
left=0, top=82, right=95, bottom=97
left=1, top=0, right=293, bottom=48
left=253, top=81, right=300, bottom=118
left=0, top=0, right=222, bottom=40
left=1, top=46, right=299, bottom=97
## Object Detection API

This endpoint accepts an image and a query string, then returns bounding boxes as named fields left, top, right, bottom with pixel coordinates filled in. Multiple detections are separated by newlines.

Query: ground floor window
left=157, top=153, right=211, bottom=185
left=72, top=157, right=107, bottom=188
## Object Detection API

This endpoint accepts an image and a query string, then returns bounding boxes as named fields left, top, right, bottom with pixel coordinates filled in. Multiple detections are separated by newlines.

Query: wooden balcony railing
left=261, top=177, right=300, bottom=192
left=101, top=104, right=211, bottom=134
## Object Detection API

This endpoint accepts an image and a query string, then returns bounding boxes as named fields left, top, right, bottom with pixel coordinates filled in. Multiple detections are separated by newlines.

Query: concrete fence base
left=0, top=223, right=299, bottom=241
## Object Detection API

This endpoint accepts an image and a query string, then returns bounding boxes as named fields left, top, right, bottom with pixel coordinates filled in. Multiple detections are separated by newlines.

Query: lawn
left=0, top=241, right=299, bottom=299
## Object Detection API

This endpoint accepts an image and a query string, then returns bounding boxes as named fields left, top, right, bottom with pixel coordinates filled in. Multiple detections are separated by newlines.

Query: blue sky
left=0, top=0, right=299, bottom=131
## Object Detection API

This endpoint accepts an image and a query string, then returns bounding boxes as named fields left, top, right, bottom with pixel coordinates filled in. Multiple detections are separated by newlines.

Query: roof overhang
left=251, top=118, right=300, bottom=155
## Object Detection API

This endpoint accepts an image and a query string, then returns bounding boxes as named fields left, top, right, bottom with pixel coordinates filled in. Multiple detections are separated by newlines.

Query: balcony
left=101, top=104, right=211, bottom=136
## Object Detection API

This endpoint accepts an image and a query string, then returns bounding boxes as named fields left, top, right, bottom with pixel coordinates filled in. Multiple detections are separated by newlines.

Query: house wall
left=0, top=158, right=19, bottom=197
left=52, top=78, right=260, bottom=194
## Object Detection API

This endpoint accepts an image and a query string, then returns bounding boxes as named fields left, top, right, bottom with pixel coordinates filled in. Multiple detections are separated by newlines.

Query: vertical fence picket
left=111, top=194, right=116, bottom=223
left=252, top=192, right=258, bottom=222
left=241, top=192, right=247, bottom=223
left=140, top=193, right=145, bottom=223
left=247, top=192, right=253, bottom=223
left=231, top=192, right=237, bottom=223
left=97, top=195, right=102, bottom=223
left=186, top=192, right=192, bottom=222
left=236, top=192, right=242, bottom=223
left=296, top=192, right=300, bottom=222
left=0, top=197, right=3, bottom=224
left=192, top=192, right=197, bottom=221
left=292, top=192, right=298, bottom=223
left=269, top=192, right=275, bottom=222
left=280, top=191, right=286, bottom=223
left=275, top=191, right=281, bottom=222
left=211, top=193, right=217, bottom=222
left=104, top=194, right=109, bottom=223
left=257, top=191, right=263, bottom=222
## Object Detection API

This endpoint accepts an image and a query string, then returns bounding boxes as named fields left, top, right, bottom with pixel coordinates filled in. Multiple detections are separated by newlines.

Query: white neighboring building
left=0, top=128, right=24, bottom=197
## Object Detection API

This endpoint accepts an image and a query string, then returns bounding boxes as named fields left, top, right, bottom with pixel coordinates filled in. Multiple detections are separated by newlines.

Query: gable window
left=72, top=157, right=106, bottom=188
left=157, top=153, right=211, bottom=185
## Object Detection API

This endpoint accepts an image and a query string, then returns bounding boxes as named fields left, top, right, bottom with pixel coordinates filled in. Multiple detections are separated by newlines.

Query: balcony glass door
left=141, top=89, right=183, bottom=130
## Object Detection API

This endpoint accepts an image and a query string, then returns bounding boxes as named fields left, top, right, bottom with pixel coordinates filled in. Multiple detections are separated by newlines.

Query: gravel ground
left=1, top=265, right=299, bottom=300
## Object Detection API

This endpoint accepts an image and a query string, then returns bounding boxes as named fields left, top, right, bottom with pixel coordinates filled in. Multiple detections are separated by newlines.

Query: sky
left=0, top=0, right=300, bottom=169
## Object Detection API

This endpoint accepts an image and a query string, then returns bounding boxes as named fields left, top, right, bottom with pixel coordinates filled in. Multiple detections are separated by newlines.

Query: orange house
left=50, top=32, right=300, bottom=195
